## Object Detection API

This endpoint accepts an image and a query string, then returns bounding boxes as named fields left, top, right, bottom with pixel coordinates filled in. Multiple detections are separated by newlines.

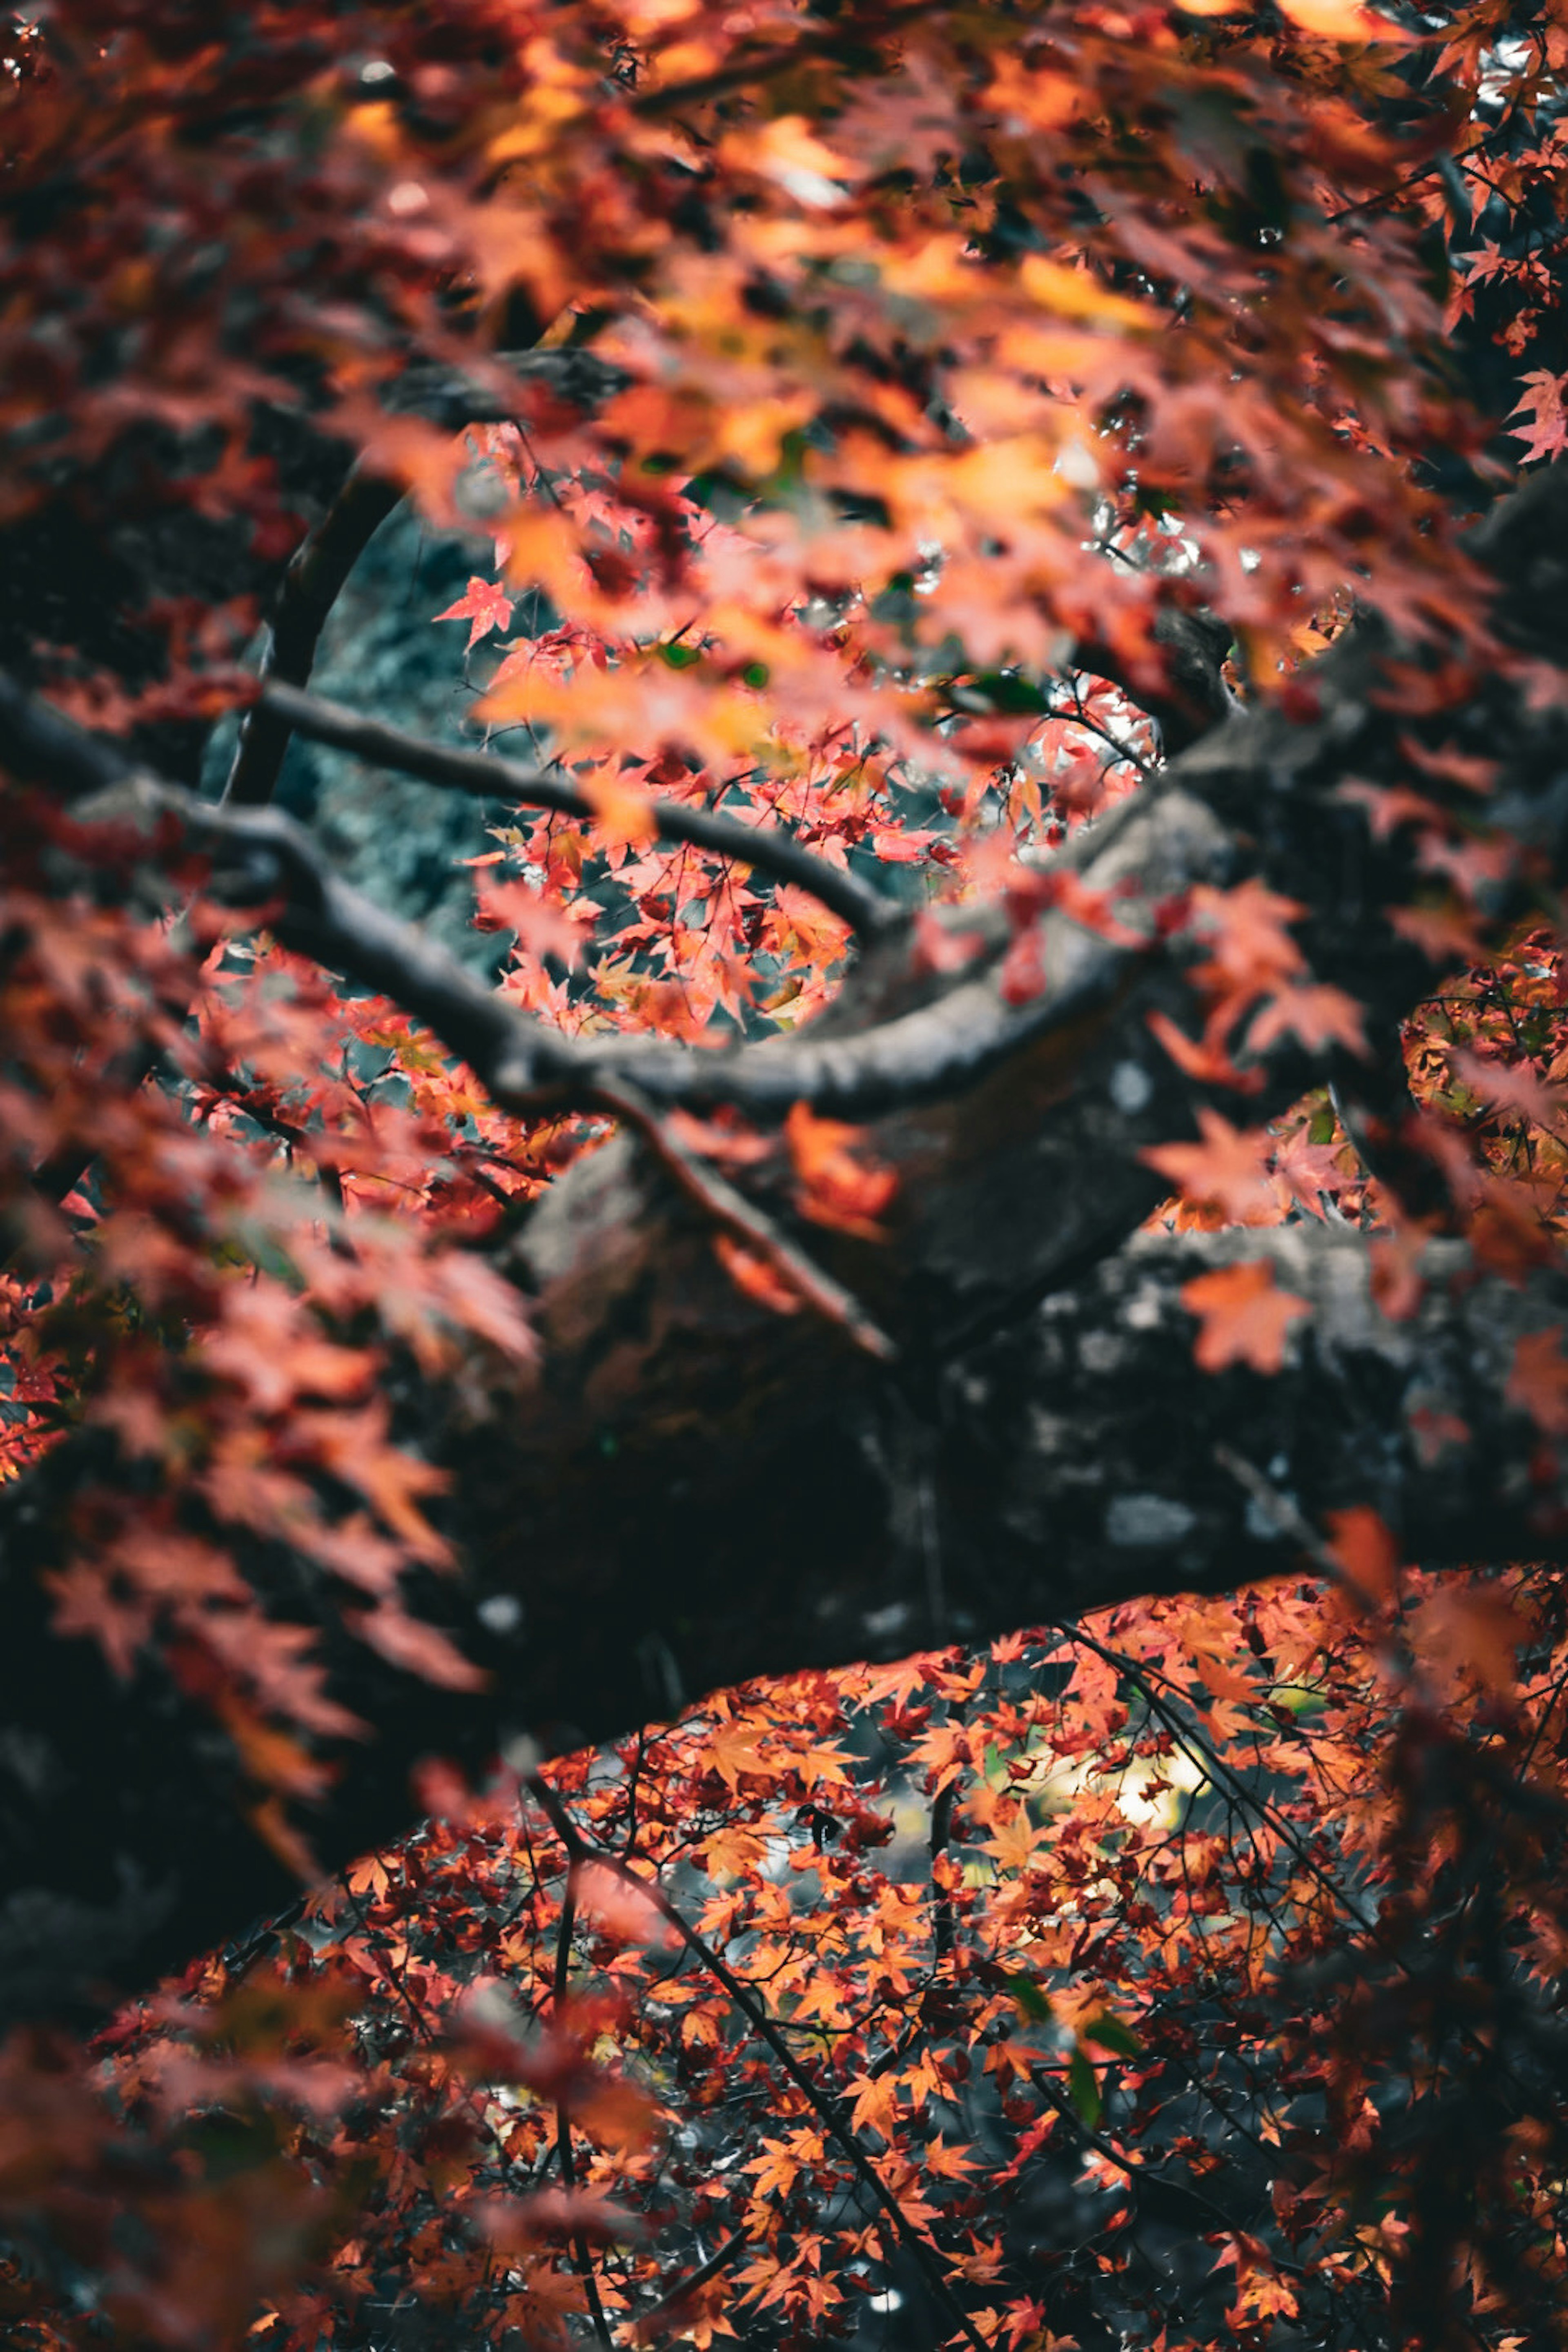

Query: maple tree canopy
left=4, top=1, right=1568, bottom=2348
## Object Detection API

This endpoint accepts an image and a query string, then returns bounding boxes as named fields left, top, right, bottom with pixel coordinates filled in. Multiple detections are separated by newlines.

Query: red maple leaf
left=434, top=576, right=515, bottom=649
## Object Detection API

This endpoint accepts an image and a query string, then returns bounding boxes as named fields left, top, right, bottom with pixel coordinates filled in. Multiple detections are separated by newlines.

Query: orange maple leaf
left=704, top=1720, right=783, bottom=1789
left=1507, top=368, right=1568, bottom=466
left=1143, top=1109, right=1281, bottom=1225
left=1409, top=1581, right=1524, bottom=1697
left=1180, top=1259, right=1310, bottom=1373
left=785, top=1102, right=896, bottom=1238
left=1247, top=982, right=1368, bottom=1058
left=713, top=1232, right=804, bottom=1317
left=1325, top=1505, right=1402, bottom=1606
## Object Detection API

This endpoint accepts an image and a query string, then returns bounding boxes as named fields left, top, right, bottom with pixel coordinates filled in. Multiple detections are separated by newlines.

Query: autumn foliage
left=3, top=1, right=1568, bottom=2349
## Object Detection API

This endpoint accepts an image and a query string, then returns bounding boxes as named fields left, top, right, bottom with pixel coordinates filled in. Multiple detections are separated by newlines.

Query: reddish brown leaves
left=1, top=2, right=1566, bottom=2347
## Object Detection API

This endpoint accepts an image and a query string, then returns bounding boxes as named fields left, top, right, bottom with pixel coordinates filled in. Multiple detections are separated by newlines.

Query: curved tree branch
left=225, top=344, right=632, bottom=811
left=258, top=680, right=905, bottom=941
left=223, top=470, right=404, bottom=809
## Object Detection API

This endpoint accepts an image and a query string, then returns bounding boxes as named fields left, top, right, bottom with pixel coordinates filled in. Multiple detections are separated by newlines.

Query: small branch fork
left=590, top=1076, right=896, bottom=1362
left=628, top=2229, right=749, bottom=2348
left=1025, top=2064, right=1242, bottom=2240
left=522, top=1770, right=992, bottom=2352
left=2, top=673, right=904, bottom=1355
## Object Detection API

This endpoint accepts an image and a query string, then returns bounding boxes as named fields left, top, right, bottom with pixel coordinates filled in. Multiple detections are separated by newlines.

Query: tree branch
left=0, top=1210, right=1563, bottom=2030
left=223, top=470, right=405, bottom=809
left=258, top=679, right=904, bottom=941
left=225, top=343, right=631, bottom=812
left=589, top=1076, right=897, bottom=1361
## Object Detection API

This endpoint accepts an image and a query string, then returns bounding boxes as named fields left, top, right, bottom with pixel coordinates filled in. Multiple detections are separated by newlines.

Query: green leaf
left=1002, top=1974, right=1054, bottom=2026
left=1082, top=2009, right=1140, bottom=2059
left=1067, top=2048, right=1102, bottom=2128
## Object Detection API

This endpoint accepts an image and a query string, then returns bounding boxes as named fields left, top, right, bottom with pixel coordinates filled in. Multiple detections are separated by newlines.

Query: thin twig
left=1212, top=1443, right=1351, bottom=1585
left=591, top=1075, right=897, bottom=1362
left=550, top=1858, right=616, bottom=2352
left=1027, top=2065, right=1244, bottom=2241
left=1058, top=1615, right=1378, bottom=1940
left=929, top=1698, right=966, bottom=1974
left=0, top=664, right=1218, bottom=1124
left=629, top=2229, right=749, bottom=2346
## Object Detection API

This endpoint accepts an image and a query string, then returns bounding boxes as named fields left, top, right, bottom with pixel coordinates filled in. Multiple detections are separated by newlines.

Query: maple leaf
left=785, top=1102, right=897, bottom=1238
left=434, top=576, right=514, bottom=649
left=1506, top=370, right=1568, bottom=466
left=981, top=1806, right=1047, bottom=1875
left=12, top=10, right=1568, bottom=2344
left=474, top=876, right=592, bottom=967
left=713, top=1233, right=804, bottom=1316
left=701, top=1822, right=769, bottom=1878
left=1324, top=1505, right=1401, bottom=1606
left=345, top=1602, right=487, bottom=1691
left=1180, top=1260, right=1311, bottom=1373
left=849, top=2072, right=900, bottom=2139
left=1451, top=1047, right=1565, bottom=1131
left=704, top=1720, right=784, bottom=1789
left=1187, top=879, right=1307, bottom=996
left=1408, top=1581, right=1525, bottom=1697
left=574, top=1862, right=675, bottom=1949
left=1246, top=982, right=1368, bottom=1058
left=1143, top=1110, right=1281, bottom=1225
left=581, top=762, right=659, bottom=849
left=292, top=1403, right=452, bottom=1563
left=743, top=2134, right=813, bottom=2201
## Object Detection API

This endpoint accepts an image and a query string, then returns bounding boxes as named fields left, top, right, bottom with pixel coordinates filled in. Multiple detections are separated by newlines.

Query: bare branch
left=629, top=2230, right=749, bottom=2348
left=2, top=667, right=1229, bottom=1136
left=259, top=679, right=904, bottom=942
left=384, top=345, right=630, bottom=432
